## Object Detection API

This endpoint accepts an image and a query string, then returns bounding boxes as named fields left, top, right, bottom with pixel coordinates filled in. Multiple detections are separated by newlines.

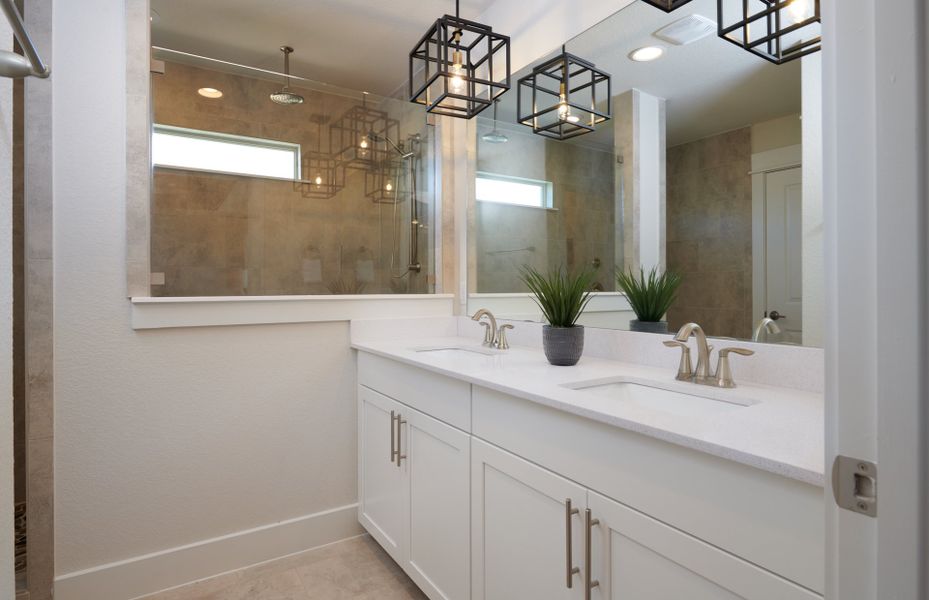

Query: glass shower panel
left=149, top=54, right=436, bottom=296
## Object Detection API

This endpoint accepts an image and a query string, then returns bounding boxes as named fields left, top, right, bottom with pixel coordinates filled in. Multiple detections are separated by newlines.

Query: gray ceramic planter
left=543, top=325, right=584, bottom=366
left=629, top=320, right=669, bottom=334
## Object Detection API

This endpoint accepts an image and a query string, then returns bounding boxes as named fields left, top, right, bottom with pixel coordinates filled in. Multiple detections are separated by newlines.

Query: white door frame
left=824, top=0, right=928, bottom=598
left=750, top=145, right=803, bottom=327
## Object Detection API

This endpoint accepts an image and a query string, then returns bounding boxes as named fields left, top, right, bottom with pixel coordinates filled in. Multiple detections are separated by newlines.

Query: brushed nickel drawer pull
left=566, top=498, right=580, bottom=588
left=390, top=410, right=398, bottom=463
left=396, top=416, right=407, bottom=467
left=585, top=508, right=600, bottom=599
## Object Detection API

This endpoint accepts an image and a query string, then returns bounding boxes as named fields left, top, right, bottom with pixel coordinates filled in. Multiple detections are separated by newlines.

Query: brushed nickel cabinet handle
left=390, top=410, right=398, bottom=463
left=585, top=508, right=600, bottom=599
left=565, top=498, right=580, bottom=588
left=396, top=416, right=407, bottom=467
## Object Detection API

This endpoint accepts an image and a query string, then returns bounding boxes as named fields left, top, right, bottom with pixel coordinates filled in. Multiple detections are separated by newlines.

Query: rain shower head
left=270, top=46, right=304, bottom=105
left=481, top=99, right=508, bottom=144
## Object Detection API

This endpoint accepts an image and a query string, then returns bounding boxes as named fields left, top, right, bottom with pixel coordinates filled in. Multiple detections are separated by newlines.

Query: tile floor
left=139, top=535, right=427, bottom=600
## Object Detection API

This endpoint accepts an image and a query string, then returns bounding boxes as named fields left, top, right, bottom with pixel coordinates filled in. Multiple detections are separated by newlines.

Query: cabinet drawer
left=358, top=352, right=471, bottom=432
left=472, top=386, right=824, bottom=594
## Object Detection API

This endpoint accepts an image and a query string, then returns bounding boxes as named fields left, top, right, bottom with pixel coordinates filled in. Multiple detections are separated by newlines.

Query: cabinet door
left=404, top=409, right=470, bottom=600
left=358, top=386, right=406, bottom=564
left=587, top=491, right=821, bottom=600
left=472, top=439, right=586, bottom=600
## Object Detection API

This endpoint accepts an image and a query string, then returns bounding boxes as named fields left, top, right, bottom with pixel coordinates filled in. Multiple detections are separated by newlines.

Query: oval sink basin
left=566, top=379, right=757, bottom=419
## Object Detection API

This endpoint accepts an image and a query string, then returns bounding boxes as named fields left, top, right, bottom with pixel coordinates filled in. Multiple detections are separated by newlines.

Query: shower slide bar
left=0, top=0, right=50, bottom=79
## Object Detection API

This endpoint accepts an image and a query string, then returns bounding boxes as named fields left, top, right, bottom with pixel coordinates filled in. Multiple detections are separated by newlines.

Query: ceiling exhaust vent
left=653, top=14, right=716, bottom=46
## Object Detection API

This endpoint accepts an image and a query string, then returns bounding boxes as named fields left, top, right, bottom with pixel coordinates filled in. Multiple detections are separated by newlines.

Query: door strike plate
left=832, top=455, right=877, bottom=517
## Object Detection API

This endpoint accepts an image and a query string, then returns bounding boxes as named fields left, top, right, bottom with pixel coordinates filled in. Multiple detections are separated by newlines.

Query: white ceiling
left=152, top=0, right=801, bottom=145
left=486, top=0, right=801, bottom=147
left=150, top=0, right=497, bottom=96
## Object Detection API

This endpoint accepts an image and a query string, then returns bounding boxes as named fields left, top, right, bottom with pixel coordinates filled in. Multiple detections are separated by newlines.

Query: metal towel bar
left=0, top=0, right=49, bottom=79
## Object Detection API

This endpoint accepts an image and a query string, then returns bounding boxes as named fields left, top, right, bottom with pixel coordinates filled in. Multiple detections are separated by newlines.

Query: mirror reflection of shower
left=370, top=130, right=423, bottom=277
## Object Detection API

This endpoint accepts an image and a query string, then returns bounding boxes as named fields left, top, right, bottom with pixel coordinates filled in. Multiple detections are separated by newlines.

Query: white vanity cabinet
left=356, top=351, right=825, bottom=600
left=358, top=382, right=471, bottom=600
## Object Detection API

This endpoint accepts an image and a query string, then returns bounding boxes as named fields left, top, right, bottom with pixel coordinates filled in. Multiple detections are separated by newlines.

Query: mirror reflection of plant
left=615, top=266, right=682, bottom=323
left=520, top=265, right=596, bottom=328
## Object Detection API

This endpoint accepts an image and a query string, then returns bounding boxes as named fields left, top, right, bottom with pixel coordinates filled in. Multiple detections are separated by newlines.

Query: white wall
left=479, top=0, right=634, bottom=72
left=51, top=1, right=426, bottom=598
left=0, top=14, right=14, bottom=599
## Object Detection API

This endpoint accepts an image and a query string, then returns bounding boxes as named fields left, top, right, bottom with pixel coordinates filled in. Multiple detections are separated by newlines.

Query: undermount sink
left=564, top=378, right=757, bottom=418
left=412, top=345, right=499, bottom=363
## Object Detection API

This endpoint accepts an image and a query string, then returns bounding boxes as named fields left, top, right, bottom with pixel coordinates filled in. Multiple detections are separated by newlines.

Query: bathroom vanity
left=352, top=318, right=824, bottom=600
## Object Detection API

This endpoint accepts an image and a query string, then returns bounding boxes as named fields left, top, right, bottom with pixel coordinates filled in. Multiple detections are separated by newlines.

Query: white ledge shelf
left=131, top=294, right=455, bottom=330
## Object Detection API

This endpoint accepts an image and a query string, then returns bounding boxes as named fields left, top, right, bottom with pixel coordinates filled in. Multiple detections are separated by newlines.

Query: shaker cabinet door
left=471, top=439, right=586, bottom=600
left=358, top=386, right=406, bottom=565
left=586, top=491, right=821, bottom=600
left=405, top=409, right=470, bottom=600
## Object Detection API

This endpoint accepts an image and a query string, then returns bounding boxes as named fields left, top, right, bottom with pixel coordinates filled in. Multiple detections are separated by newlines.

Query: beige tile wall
left=151, top=61, right=433, bottom=296
left=666, top=127, right=753, bottom=340
left=474, top=127, right=616, bottom=293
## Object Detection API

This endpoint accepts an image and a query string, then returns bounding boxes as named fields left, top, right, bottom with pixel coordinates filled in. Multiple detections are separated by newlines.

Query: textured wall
left=666, top=127, right=753, bottom=339
left=152, top=61, right=433, bottom=296
left=474, top=127, right=616, bottom=293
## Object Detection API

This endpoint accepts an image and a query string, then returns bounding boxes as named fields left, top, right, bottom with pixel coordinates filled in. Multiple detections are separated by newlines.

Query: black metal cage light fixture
left=409, top=0, right=511, bottom=119
left=330, top=92, right=400, bottom=171
left=717, top=0, right=821, bottom=64
left=365, top=158, right=403, bottom=204
left=300, top=116, right=344, bottom=199
left=517, top=45, right=611, bottom=141
left=640, top=0, right=696, bottom=12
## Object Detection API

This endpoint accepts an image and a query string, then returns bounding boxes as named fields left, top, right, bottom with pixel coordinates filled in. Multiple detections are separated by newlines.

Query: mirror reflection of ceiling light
left=629, top=46, right=665, bottom=62
left=197, top=87, right=223, bottom=99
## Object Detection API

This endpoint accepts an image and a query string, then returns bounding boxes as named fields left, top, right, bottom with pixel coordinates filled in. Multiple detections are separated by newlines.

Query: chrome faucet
left=471, top=309, right=498, bottom=348
left=752, top=317, right=781, bottom=342
left=674, top=322, right=713, bottom=382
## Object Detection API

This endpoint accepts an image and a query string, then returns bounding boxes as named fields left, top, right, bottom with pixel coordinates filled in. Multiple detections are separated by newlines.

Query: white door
left=764, top=167, right=804, bottom=344
left=405, top=409, right=470, bottom=600
left=358, top=386, right=406, bottom=564
left=587, top=491, right=819, bottom=600
left=471, top=439, right=586, bottom=600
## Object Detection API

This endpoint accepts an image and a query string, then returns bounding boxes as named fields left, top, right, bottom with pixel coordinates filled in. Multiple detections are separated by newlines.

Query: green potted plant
left=615, top=266, right=682, bottom=334
left=520, top=266, right=595, bottom=366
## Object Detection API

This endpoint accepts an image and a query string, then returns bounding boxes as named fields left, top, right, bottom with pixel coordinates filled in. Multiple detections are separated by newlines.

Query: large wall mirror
left=148, top=3, right=438, bottom=297
left=467, top=0, right=821, bottom=347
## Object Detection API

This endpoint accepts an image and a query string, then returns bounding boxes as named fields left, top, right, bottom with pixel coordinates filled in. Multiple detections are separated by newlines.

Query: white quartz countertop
left=352, top=336, right=825, bottom=487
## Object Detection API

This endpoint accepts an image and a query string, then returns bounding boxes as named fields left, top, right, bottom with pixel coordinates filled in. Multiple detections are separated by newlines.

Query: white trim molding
left=54, top=504, right=363, bottom=600
left=131, top=294, right=455, bottom=330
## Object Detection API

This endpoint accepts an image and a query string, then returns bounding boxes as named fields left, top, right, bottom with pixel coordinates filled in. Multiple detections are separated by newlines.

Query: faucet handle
left=495, top=324, right=514, bottom=350
left=715, top=347, right=755, bottom=388
left=663, top=340, right=694, bottom=381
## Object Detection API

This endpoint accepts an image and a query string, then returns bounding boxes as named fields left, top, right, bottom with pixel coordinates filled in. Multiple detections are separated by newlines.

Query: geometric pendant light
left=300, top=116, right=344, bottom=200
left=329, top=92, right=400, bottom=172
left=517, top=45, right=611, bottom=141
left=409, top=0, right=511, bottom=119
left=717, top=0, right=822, bottom=64
left=639, top=0, right=695, bottom=12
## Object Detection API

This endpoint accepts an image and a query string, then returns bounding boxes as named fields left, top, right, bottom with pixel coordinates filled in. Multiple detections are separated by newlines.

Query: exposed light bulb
left=359, top=137, right=369, bottom=149
left=450, top=49, right=465, bottom=92
left=385, top=181, right=394, bottom=192
left=314, top=175, right=323, bottom=186
left=557, top=83, right=579, bottom=123
left=787, top=0, right=810, bottom=22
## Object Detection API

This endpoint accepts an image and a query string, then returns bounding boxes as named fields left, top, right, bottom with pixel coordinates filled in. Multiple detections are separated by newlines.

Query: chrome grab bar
left=0, top=0, right=50, bottom=79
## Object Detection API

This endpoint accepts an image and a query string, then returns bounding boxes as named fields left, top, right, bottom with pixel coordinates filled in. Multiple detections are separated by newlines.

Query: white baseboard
left=54, top=504, right=363, bottom=600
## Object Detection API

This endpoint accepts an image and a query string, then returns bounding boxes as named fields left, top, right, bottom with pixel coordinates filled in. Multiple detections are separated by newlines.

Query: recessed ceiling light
left=629, top=46, right=665, bottom=62
left=198, top=87, right=223, bottom=99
